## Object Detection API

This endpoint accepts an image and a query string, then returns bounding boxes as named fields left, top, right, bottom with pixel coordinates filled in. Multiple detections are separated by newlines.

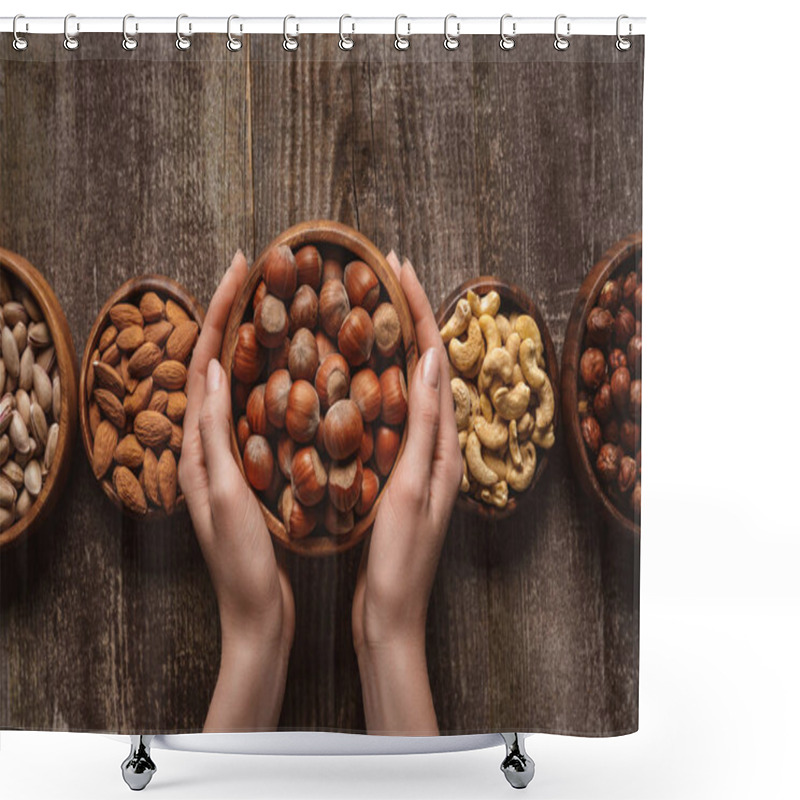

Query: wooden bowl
left=221, top=220, right=418, bottom=557
left=561, top=232, right=641, bottom=535
left=435, top=277, right=559, bottom=520
left=79, top=275, right=205, bottom=521
left=0, top=247, right=79, bottom=550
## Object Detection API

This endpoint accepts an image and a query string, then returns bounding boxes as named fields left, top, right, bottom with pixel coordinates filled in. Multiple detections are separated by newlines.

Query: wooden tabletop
left=0, top=34, right=643, bottom=736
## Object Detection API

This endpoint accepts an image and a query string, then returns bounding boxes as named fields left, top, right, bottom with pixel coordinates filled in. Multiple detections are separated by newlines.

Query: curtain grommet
left=63, top=13, right=79, bottom=51
left=499, top=14, right=516, bottom=50
left=176, top=14, right=191, bottom=51
left=443, top=14, right=460, bottom=51
left=394, top=15, right=410, bottom=50
left=122, top=14, right=139, bottom=51
left=12, top=15, right=29, bottom=51
left=339, top=14, right=354, bottom=51
left=554, top=14, right=570, bottom=51
left=616, top=15, right=632, bottom=51
left=227, top=15, right=243, bottom=52
left=283, top=15, right=298, bottom=51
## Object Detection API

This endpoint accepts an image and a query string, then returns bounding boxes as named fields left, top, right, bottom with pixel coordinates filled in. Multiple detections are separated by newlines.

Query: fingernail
left=402, top=258, right=416, bottom=278
left=207, top=358, right=222, bottom=392
left=387, top=249, right=397, bottom=262
left=421, top=348, right=440, bottom=389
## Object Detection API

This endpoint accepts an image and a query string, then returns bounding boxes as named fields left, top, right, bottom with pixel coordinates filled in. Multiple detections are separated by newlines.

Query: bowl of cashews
left=436, top=277, right=559, bottom=519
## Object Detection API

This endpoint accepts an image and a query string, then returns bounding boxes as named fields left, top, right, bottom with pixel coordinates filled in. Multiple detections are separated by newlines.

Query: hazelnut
left=627, top=334, right=642, bottom=376
left=253, top=280, right=267, bottom=311
left=276, top=433, right=296, bottom=480
left=577, top=390, right=592, bottom=419
left=585, top=307, right=614, bottom=348
left=232, top=380, right=250, bottom=411
left=262, top=245, right=297, bottom=301
left=285, top=380, right=320, bottom=443
left=622, top=271, right=638, bottom=306
left=323, top=501, right=354, bottom=536
left=288, top=328, right=319, bottom=382
left=592, top=383, right=614, bottom=423
left=629, top=379, right=642, bottom=419
left=246, top=383, right=269, bottom=435
left=319, top=279, right=350, bottom=338
left=322, top=258, right=344, bottom=284
left=295, top=245, right=322, bottom=291
left=315, top=414, right=326, bottom=451
left=236, top=416, right=251, bottom=452
left=634, top=284, right=642, bottom=318
left=254, top=294, right=289, bottom=349
left=379, top=366, right=408, bottom=425
left=597, top=279, right=622, bottom=313
left=614, top=307, right=636, bottom=348
left=580, top=415, right=602, bottom=455
left=619, top=420, right=640, bottom=454
left=350, top=369, right=382, bottom=423
left=323, top=398, right=364, bottom=461
left=315, top=331, right=336, bottom=361
left=243, top=435, right=274, bottom=491
left=610, top=367, right=631, bottom=415
left=338, top=307, right=375, bottom=367
left=264, top=369, right=292, bottom=429
left=374, top=425, right=400, bottom=477
left=355, top=467, right=380, bottom=516
left=264, top=461, right=285, bottom=504
left=636, top=449, right=641, bottom=473
left=372, top=302, right=402, bottom=358
left=315, top=353, right=351, bottom=410
left=268, top=337, right=291, bottom=374
left=358, top=426, right=374, bottom=463
left=579, top=348, right=606, bottom=390
left=596, top=443, right=621, bottom=483
left=232, top=323, right=266, bottom=384
left=343, top=261, right=380, bottom=313
left=631, top=481, right=642, bottom=516
left=602, top=419, right=620, bottom=445
left=288, top=285, right=319, bottom=334
left=279, top=485, right=318, bottom=539
left=617, top=456, right=637, bottom=493
left=290, top=446, right=327, bottom=506
left=328, top=456, right=363, bottom=512
left=608, top=348, right=627, bottom=372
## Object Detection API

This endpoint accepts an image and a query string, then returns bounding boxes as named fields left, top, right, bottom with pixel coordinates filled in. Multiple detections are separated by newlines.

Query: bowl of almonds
left=0, top=247, right=79, bottom=549
left=79, top=276, right=204, bottom=519
left=436, top=278, right=559, bottom=519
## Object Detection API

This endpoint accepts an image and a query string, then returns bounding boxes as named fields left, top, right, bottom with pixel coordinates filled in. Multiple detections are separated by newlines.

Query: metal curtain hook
left=176, top=14, right=191, bottom=50
left=122, top=14, right=138, bottom=51
left=554, top=14, right=570, bottom=51
left=443, top=14, right=460, bottom=51
left=283, top=15, right=298, bottom=51
left=227, top=15, right=243, bottom=51
left=12, top=14, right=29, bottom=51
left=616, top=14, right=632, bottom=51
left=394, top=15, right=410, bottom=50
left=63, top=13, right=79, bottom=51
left=339, top=14, right=354, bottom=51
left=499, top=14, right=516, bottom=50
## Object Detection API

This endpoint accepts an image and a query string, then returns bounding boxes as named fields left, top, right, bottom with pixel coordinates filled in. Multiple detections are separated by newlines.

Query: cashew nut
left=483, top=450, right=508, bottom=482
left=515, top=315, right=545, bottom=367
left=519, top=338, right=554, bottom=431
left=480, top=480, right=508, bottom=509
left=479, top=314, right=502, bottom=353
left=451, top=378, right=471, bottom=431
left=496, top=314, right=511, bottom=344
left=517, top=412, right=534, bottom=441
left=459, top=341, right=484, bottom=380
left=507, top=442, right=536, bottom=492
left=467, top=289, right=501, bottom=319
left=458, top=429, right=468, bottom=450
left=480, top=346, right=513, bottom=388
left=505, top=331, right=521, bottom=365
left=440, top=298, right=471, bottom=343
left=474, top=414, right=509, bottom=451
left=466, top=432, right=499, bottom=486
left=479, top=392, right=493, bottom=422
left=492, top=382, right=531, bottom=420
left=460, top=459, right=470, bottom=493
left=532, top=422, right=555, bottom=450
left=467, top=383, right=481, bottom=424
left=512, top=364, right=524, bottom=386
left=449, top=317, right=483, bottom=374
left=508, top=419, right=522, bottom=468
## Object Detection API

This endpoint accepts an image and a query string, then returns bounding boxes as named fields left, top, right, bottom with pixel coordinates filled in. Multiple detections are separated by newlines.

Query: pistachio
left=36, top=345, right=56, bottom=374
left=32, top=364, right=52, bottom=413
left=23, top=459, right=42, bottom=497
left=0, top=395, right=15, bottom=434
left=15, top=488, right=32, bottom=519
left=2, top=459, right=24, bottom=489
left=44, top=424, right=59, bottom=472
left=13, top=321, right=27, bottom=355
left=52, top=372, right=61, bottom=420
left=0, top=474, right=16, bottom=508
left=27, top=321, right=52, bottom=349
left=3, top=301, right=28, bottom=327
left=9, top=410, right=30, bottom=454
left=1, top=327, right=19, bottom=378
left=30, top=403, right=48, bottom=450
left=19, top=346, right=34, bottom=391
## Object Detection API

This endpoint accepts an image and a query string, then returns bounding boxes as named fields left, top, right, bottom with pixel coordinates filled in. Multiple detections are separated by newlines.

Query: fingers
left=386, top=250, right=402, bottom=279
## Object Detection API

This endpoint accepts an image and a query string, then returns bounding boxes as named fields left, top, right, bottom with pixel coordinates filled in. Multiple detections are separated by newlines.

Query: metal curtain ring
left=12, top=14, right=29, bottom=51
left=339, top=14, right=354, bottom=51
left=616, top=14, right=632, bottom=51
left=443, top=14, right=460, bottom=51
left=283, top=15, right=298, bottom=51
left=499, top=14, right=516, bottom=50
left=122, top=14, right=138, bottom=51
left=63, top=14, right=79, bottom=51
left=394, top=15, right=410, bottom=50
left=227, top=15, right=243, bottom=51
left=176, top=14, right=191, bottom=50
left=554, top=14, right=570, bottom=51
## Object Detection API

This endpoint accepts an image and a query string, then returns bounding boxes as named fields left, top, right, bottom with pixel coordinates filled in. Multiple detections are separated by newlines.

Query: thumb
left=198, top=359, right=239, bottom=502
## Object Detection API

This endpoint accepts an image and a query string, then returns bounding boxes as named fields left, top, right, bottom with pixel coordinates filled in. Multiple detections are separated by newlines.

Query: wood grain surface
left=0, top=33, right=643, bottom=736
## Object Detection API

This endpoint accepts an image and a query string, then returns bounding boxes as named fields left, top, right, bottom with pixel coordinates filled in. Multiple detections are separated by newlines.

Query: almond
left=152, top=360, right=187, bottom=391
left=128, top=342, right=161, bottom=378
left=109, top=303, right=144, bottom=330
left=157, top=449, right=178, bottom=514
left=133, top=410, right=172, bottom=448
left=94, top=388, right=126, bottom=429
left=165, top=299, right=190, bottom=326
left=120, top=356, right=137, bottom=394
left=113, top=465, right=147, bottom=515
left=116, top=325, right=145, bottom=352
left=168, top=422, right=183, bottom=452
left=143, top=320, right=173, bottom=347
left=165, top=321, right=199, bottom=363
left=89, top=402, right=101, bottom=437
left=93, top=361, right=125, bottom=398
left=166, top=391, right=187, bottom=422
left=148, top=389, right=169, bottom=414
left=101, top=343, right=121, bottom=366
left=123, top=377, right=153, bottom=419
left=139, top=292, right=165, bottom=323
left=99, top=325, right=118, bottom=352
left=86, top=349, right=101, bottom=397
left=114, top=434, right=145, bottom=470
left=142, top=448, right=160, bottom=506
left=92, top=420, right=118, bottom=479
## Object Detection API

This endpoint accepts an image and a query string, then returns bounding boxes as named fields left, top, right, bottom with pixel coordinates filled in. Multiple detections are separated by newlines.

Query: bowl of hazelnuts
left=561, top=232, right=641, bottom=535
left=221, top=220, right=418, bottom=556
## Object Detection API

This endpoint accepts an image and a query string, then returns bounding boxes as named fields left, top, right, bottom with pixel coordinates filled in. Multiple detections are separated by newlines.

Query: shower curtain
left=0, top=30, right=643, bottom=738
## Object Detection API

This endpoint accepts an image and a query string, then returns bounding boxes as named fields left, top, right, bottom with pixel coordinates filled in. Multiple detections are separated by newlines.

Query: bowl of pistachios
left=0, top=247, right=79, bottom=550
left=436, top=277, right=558, bottom=519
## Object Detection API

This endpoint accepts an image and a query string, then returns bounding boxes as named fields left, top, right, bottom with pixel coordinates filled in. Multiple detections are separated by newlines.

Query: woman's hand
left=352, top=253, right=463, bottom=735
left=179, top=250, right=294, bottom=732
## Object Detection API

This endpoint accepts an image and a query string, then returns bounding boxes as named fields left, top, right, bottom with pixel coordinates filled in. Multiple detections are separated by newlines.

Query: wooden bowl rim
left=78, top=274, right=206, bottom=523
left=435, top=276, right=560, bottom=521
left=221, top=220, right=419, bottom=557
left=0, top=246, right=79, bottom=550
left=561, top=232, right=641, bottom=535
